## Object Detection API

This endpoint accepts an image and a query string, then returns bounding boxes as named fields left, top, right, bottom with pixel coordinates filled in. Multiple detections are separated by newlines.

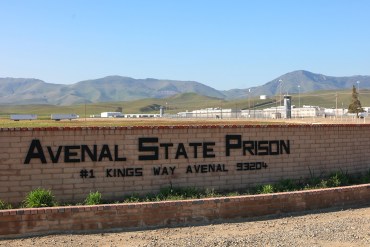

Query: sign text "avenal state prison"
left=24, top=135, right=290, bottom=164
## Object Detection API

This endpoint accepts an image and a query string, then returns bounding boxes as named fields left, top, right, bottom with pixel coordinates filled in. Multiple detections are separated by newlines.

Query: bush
left=24, top=188, right=55, bottom=208
left=327, top=171, right=350, bottom=187
left=123, top=193, right=140, bottom=203
left=84, top=191, right=102, bottom=205
left=0, top=200, right=12, bottom=210
left=360, top=169, right=370, bottom=183
left=275, top=179, right=297, bottom=192
left=256, top=184, right=274, bottom=194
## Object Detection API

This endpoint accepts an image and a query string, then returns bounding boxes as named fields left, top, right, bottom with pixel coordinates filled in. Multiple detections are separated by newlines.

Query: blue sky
left=1, top=0, right=369, bottom=90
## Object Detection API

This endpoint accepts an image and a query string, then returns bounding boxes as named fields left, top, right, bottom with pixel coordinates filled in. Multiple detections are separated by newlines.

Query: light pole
left=279, top=79, right=283, bottom=106
left=248, top=88, right=251, bottom=118
left=357, top=81, right=360, bottom=99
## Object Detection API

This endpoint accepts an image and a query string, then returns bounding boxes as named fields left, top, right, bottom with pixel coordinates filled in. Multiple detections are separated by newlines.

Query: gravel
left=1, top=206, right=369, bottom=247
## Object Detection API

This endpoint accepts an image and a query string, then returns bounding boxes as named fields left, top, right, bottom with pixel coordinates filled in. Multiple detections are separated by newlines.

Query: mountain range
left=0, top=70, right=369, bottom=105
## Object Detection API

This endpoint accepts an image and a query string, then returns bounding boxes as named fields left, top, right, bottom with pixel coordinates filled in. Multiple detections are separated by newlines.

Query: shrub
left=24, top=188, right=55, bottom=208
left=275, top=179, right=297, bottom=192
left=0, top=200, right=12, bottom=210
left=123, top=193, right=141, bottom=203
left=204, top=188, right=221, bottom=198
left=84, top=191, right=102, bottom=205
left=256, top=184, right=275, bottom=194
left=360, top=169, right=370, bottom=183
left=327, top=171, right=350, bottom=187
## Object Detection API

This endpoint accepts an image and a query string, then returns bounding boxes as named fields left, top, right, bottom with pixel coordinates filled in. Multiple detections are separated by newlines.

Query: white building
left=261, top=105, right=325, bottom=118
left=292, top=106, right=325, bottom=118
left=177, top=108, right=240, bottom=118
left=125, top=114, right=160, bottom=118
left=101, top=112, right=124, bottom=118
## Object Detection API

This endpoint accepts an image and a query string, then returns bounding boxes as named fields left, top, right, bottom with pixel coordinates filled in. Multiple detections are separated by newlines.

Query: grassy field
left=0, top=89, right=368, bottom=121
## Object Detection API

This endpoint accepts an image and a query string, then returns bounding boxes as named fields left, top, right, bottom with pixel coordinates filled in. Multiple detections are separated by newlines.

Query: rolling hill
left=222, top=70, right=370, bottom=99
left=0, top=76, right=225, bottom=105
left=1, top=71, right=370, bottom=105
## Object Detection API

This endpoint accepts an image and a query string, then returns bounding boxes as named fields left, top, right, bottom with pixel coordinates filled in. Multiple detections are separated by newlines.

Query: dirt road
left=1, top=206, right=369, bottom=247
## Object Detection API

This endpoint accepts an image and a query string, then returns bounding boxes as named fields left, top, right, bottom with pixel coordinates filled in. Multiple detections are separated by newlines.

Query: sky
left=1, top=0, right=369, bottom=90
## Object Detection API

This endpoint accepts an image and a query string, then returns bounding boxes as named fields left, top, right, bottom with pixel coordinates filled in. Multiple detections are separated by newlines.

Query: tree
left=348, top=85, right=363, bottom=115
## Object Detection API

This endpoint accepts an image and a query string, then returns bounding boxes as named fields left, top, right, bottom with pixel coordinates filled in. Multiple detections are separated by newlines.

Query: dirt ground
left=1, top=206, right=369, bottom=247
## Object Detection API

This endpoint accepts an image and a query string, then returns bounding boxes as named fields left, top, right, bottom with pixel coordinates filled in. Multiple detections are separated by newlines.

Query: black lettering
left=160, top=143, right=173, bottom=159
left=175, top=143, right=188, bottom=159
left=47, top=146, right=62, bottom=163
left=201, top=164, right=207, bottom=173
left=280, top=140, right=290, bottom=154
left=189, top=142, right=202, bottom=158
left=64, top=146, right=80, bottom=163
left=24, top=139, right=47, bottom=164
left=216, top=164, right=222, bottom=172
left=153, top=167, right=161, bottom=175
left=194, top=165, right=201, bottom=173
left=81, top=145, right=97, bottom=162
left=126, top=168, right=134, bottom=176
left=138, top=138, right=159, bottom=160
left=269, top=141, right=280, bottom=155
left=114, top=145, right=126, bottom=161
left=135, top=168, right=143, bottom=176
left=169, top=166, right=176, bottom=175
left=98, top=145, right=113, bottom=161
left=236, top=163, right=242, bottom=171
left=226, top=135, right=241, bottom=156
left=256, top=162, right=262, bottom=169
left=222, top=164, right=228, bottom=171
left=243, top=141, right=255, bottom=155
left=117, top=169, right=125, bottom=177
left=203, top=142, right=215, bottom=158
left=162, top=167, right=169, bottom=175
left=186, top=165, right=193, bottom=173
left=106, top=169, right=113, bottom=177
left=257, top=141, right=269, bottom=155
left=250, top=162, right=256, bottom=170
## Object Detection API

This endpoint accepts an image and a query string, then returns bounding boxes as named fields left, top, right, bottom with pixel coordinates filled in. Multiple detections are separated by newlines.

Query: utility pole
left=357, top=81, right=360, bottom=99
left=335, top=92, right=338, bottom=118
left=279, top=79, right=283, bottom=107
left=248, top=88, right=251, bottom=118
left=298, top=85, right=301, bottom=108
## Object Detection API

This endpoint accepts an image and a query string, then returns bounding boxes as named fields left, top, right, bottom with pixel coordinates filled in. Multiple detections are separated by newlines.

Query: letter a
left=24, top=139, right=47, bottom=164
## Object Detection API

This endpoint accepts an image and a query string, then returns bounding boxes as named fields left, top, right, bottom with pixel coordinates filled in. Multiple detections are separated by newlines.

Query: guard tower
left=284, top=95, right=292, bottom=119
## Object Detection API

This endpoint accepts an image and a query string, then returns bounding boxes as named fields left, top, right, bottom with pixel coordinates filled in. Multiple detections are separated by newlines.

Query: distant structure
left=177, top=108, right=240, bottom=118
left=51, top=114, right=79, bottom=121
left=10, top=114, right=37, bottom=121
left=263, top=105, right=325, bottom=118
left=160, top=106, right=165, bottom=117
left=124, top=114, right=160, bottom=118
left=101, top=112, right=124, bottom=118
left=284, top=95, right=292, bottom=118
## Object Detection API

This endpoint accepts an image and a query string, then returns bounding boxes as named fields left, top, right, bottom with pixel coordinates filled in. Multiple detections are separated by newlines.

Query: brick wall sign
left=1, top=124, right=370, bottom=204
